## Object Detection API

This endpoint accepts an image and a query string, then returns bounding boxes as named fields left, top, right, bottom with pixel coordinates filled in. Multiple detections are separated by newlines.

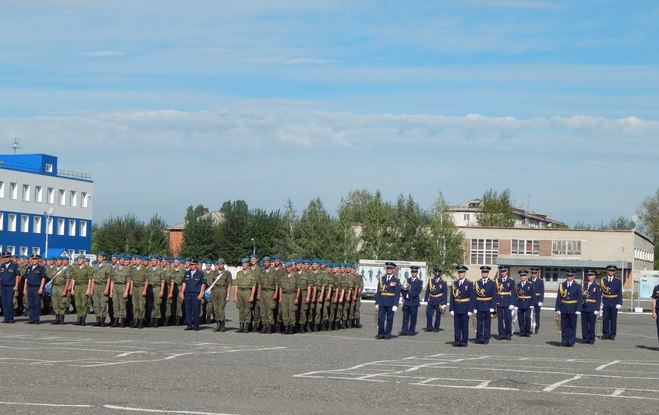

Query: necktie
left=459, top=280, right=463, bottom=287
left=568, top=282, right=571, bottom=288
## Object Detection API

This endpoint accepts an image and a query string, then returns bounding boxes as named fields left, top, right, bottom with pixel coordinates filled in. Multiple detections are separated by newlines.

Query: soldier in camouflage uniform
left=47, top=257, right=67, bottom=324
left=258, top=256, right=279, bottom=334
left=270, top=255, right=286, bottom=333
left=202, top=260, right=214, bottom=324
left=128, top=257, right=149, bottom=328
left=352, top=264, right=364, bottom=328
left=247, top=255, right=262, bottom=332
left=90, top=252, right=111, bottom=327
left=110, top=255, right=131, bottom=327
left=332, top=263, right=347, bottom=330
left=295, top=260, right=311, bottom=333
left=233, top=257, right=257, bottom=333
left=146, top=256, right=165, bottom=327
left=167, top=257, right=186, bottom=325
left=210, top=258, right=232, bottom=332
left=278, top=261, right=297, bottom=334
left=319, top=261, right=334, bottom=331
left=158, top=257, right=170, bottom=325
left=309, top=259, right=326, bottom=332
left=68, top=255, right=92, bottom=326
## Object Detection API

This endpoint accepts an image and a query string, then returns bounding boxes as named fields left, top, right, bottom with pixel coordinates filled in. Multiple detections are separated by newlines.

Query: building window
left=470, top=238, right=499, bottom=265
left=552, top=240, right=582, bottom=256
left=35, top=186, right=43, bottom=202
left=80, top=220, right=88, bottom=237
left=19, top=246, right=28, bottom=257
left=22, top=184, right=31, bottom=201
left=82, top=192, right=89, bottom=208
left=511, top=239, right=540, bottom=255
left=46, top=217, right=53, bottom=235
left=32, top=247, right=40, bottom=255
left=79, top=249, right=87, bottom=255
left=47, top=187, right=55, bottom=204
left=58, top=189, right=66, bottom=206
left=33, top=216, right=42, bottom=233
left=8, top=214, right=17, bottom=232
left=0, top=181, right=4, bottom=198
left=57, top=219, right=65, bottom=235
left=463, top=213, right=470, bottom=222
left=0, top=213, right=3, bottom=231
left=10, top=182, right=18, bottom=199
left=70, top=191, right=78, bottom=206
left=45, top=163, right=53, bottom=173
left=66, top=249, right=75, bottom=258
left=21, top=215, right=29, bottom=232
left=7, top=246, right=15, bottom=256
left=68, top=219, right=76, bottom=236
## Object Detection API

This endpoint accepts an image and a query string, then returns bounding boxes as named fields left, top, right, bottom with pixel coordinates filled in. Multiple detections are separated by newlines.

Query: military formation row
left=0, top=252, right=364, bottom=334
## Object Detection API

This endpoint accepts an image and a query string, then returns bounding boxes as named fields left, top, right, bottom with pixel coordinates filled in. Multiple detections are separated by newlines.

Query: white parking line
left=543, top=374, right=582, bottom=392
left=103, top=404, right=240, bottom=414
left=595, top=360, right=621, bottom=371
left=0, top=401, right=93, bottom=408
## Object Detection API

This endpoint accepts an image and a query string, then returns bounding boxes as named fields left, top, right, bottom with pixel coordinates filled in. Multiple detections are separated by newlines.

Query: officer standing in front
left=0, top=252, right=21, bottom=323
left=423, top=268, right=447, bottom=332
left=23, top=254, right=48, bottom=324
left=515, top=270, right=535, bottom=337
left=375, top=262, right=401, bottom=340
left=581, top=269, right=601, bottom=344
left=600, top=264, right=623, bottom=340
left=530, top=267, right=544, bottom=333
left=554, top=269, right=583, bottom=347
left=450, top=265, right=475, bottom=347
left=180, top=259, right=207, bottom=331
left=399, top=265, right=423, bottom=336
left=473, top=265, right=495, bottom=344
left=494, top=265, right=517, bottom=340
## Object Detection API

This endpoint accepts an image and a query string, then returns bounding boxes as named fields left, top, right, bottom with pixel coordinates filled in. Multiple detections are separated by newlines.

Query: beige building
left=449, top=199, right=566, bottom=228
left=458, top=227, right=654, bottom=289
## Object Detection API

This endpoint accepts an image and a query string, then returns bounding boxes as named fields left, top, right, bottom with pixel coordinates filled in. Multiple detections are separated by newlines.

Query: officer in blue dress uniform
left=399, top=266, right=423, bottom=336
left=580, top=269, right=601, bottom=344
left=375, top=262, right=401, bottom=340
left=423, top=268, right=447, bottom=332
left=450, top=266, right=475, bottom=347
left=515, top=270, right=535, bottom=337
left=652, top=284, right=659, bottom=341
left=494, top=265, right=517, bottom=340
left=530, top=268, right=544, bottom=334
left=600, top=264, right=623, bottom=340
left=473, top=266, right=495, bottom=344
left=554, top=269, right=583, bottom=347
left=0, top=252, right=21, bottom=323
left=180, top=259, right=207, bottom=331
left=23, top=254, right=48, bottom=324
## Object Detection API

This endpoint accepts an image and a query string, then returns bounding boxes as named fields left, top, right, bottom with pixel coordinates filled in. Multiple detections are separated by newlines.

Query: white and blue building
left=0, top=154, right=93, bottom=258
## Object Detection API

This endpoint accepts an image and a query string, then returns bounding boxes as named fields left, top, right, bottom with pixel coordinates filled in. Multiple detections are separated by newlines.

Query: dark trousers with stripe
left=561, top=313, right=577, bottom=345
left=581, top=311, right=596, bottom=342
left=602, top=304, right=618, bottom=338
left=453, top=313, right=469, bottom=345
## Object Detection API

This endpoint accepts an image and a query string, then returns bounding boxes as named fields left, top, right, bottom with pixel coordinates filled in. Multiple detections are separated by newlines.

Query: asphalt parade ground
left=0, top=304, right=658, bottom=415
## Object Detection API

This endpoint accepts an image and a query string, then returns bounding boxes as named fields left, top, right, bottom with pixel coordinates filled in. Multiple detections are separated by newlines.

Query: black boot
left=51, top=315, right=58, bottom=325
left=81, top=317, right=86, bottom=327
left=150, top=319, right=156, bottom=328
left=214, top=321, right=221, bottom=332
left=220, top=320, right=227, bottom=332
left=260, top=323, right=267, bottom=334
left=121, top=318, right=127, bottom=328
left=163, top=317, right=170, bottom=326
left=137, top=319, right=144, bottom=329
left=94, top=317, right=101, bottom=327
left=237, top=323, right=245, bottom=333
left=100, top=317, right=106, bottom=327
left=266, top=324, right=272, bottom=334
left=285, top=325, right=291, bottom=334
left=300, top=323, right=307, bottom=333
left=131, top=319, right=138, bottom=328
left=346, top=319, right=352, bottom=328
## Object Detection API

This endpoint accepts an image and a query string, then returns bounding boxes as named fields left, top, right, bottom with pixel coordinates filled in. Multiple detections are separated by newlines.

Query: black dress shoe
left=375, top=335, right=385, bottom=339
left=408, top=332, right=417, bottom=336
left=384, top=335, right=392, bottom=340
left=184, top=326, right=193, bottom=331
left=398, top=332, right=408, bottom=336
left=609, top=336, right=615, bottom=341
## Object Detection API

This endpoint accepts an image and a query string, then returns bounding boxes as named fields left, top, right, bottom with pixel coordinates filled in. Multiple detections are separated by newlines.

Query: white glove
left=375, top=304, right=379, bottom=310
left=392, top=306, right=398, bottom=312
left=575, top=311, right=581, bottom=315
left=441, top=305, right=446, bottom=310
left=514, top=307, right=519, bottom=311
left=538, top=302, right=543, bottom=307
left=509, top=305, right=515, bottom=310
left=450, top=311, right=454, bottom=316
left=615, top=304, right=621, bottom=310
left=556, top=310, right=561, bottom=315
left=468, top=312, right=473, bottom=317
left=473, top=309, right=477, bottom=314
left=489, top=308, right=494, bottom=313
left=594, top=311, right=599, bottom=316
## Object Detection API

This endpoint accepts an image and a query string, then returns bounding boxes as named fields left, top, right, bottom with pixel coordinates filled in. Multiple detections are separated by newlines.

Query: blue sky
left=1, top=0, right=658, bottom=227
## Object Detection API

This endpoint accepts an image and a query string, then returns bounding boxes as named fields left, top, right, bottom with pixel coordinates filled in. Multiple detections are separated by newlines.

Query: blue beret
left=249, top=254, right=258, bottom=259
left=97, top=251, right=106, bottom=256
left=258, top=260, right=264, bottom=266
left=263, top=256, right=271, bottom=261
left=204, top=260, right=212, bottom=264
left=273, top=254, right=282, bottom=259
left=283, top=261, right=292, bottom=267
left=241, top=257, right=249, bottom=263
left=216, top=258, right=225, bottom=264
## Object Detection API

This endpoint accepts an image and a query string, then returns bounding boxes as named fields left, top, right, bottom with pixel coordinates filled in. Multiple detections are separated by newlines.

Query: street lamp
left=44, top=207, right=54, bottom=257
left=251, top=238, right=256, bottom=255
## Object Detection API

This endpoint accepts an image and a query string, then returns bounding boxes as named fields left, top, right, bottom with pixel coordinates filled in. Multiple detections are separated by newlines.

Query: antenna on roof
left=8, top=137, right=23, bottom=154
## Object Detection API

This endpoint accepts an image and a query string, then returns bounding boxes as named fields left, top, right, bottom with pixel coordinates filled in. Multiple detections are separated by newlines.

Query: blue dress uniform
left=24, top=255, right=48, bottom=324
left=530, top=268, right=544, bottom=333
left=0, top=253, right=21, bottom=323
left=449, top=266, right=475, bottom=347
left=474, top=266, right=495, bottom=344
left=554, top=271, right=583, bottom=347
left=400, top=269, right=423, bottom=336
left=515, top=271, right=536, bottom=337
left=375, top=262, right=401, bottom=340
left=423, top=270, right=447, bottom=332
left=600, top=265, right=623, bottom=340
left=652, top=285, right=659, bottom=341
left=493, top=265, right=517, bottom=340
left=182, top=261, right=207, bottom=331
left=581, top=271, right=601, bottom=344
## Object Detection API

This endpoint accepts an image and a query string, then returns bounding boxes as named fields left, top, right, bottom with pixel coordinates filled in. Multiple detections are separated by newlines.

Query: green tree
left=217, top=200, right=250, bottom=265
left=638, top=188, right=659, bottom=268
left=358, top=190, right=395, bottom=260
left=179, top=205, right=219, bottom=260
left=144, top=214, right=170, bottom=256
left=391, top=194, right=429, bottom=260
left=478, top=188, right=516, bottom=227
left=427, top=193, right=465, bottom=276
left=92, top=214, right=148, bottom=255
left=294, top=198, right=338, bottom=259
